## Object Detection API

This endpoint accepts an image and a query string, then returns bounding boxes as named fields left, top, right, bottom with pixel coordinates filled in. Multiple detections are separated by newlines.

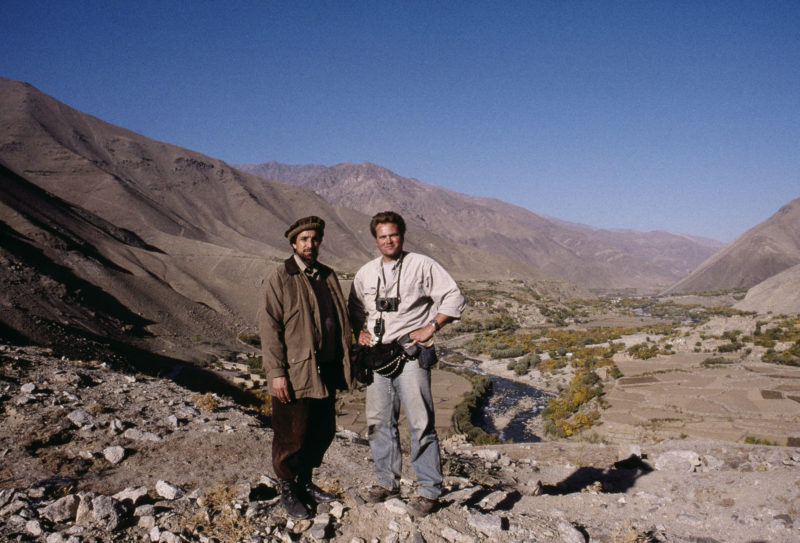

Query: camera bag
left=352, top=341, right=406, bottom=381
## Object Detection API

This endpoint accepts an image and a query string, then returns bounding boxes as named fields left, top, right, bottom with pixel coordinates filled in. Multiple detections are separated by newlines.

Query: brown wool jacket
left=258, top=256, right=354, bottom=399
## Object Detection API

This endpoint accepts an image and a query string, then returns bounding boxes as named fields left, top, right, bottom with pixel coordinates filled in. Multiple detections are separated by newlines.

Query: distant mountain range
left=1, top=76, right=797, bottom=359
left=236, top=161, right=723, bottom=292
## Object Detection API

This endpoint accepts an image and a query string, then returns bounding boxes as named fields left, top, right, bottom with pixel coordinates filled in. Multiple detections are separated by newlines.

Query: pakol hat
left=285, top=215, right=325, bottom=241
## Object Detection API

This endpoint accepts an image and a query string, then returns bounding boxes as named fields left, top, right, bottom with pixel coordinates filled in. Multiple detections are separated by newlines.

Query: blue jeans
left=366, top=358, right=442, bottom=499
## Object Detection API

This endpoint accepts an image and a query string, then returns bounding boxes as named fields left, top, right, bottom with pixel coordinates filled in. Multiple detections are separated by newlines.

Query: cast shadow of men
left=542, top=454, right=653, bottom=495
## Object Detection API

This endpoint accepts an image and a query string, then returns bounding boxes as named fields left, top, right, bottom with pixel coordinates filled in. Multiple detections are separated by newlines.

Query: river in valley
left=446, top=361, right=552, bottom=443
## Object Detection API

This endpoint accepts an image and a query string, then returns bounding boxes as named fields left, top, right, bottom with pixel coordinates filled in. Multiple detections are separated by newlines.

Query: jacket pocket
left=287, top=351, right=314, bottom=393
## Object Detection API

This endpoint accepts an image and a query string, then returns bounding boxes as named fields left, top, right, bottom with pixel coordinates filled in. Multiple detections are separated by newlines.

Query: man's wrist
left=428, top=319, right=440, bottom=332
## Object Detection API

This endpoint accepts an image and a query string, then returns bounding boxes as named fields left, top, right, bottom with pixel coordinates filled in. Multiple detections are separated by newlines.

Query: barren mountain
left=735, top=262, right=800, bottom=314
left=237, top=161, right=328, bottom=186
left=237, top=161, right=724, bottom=292
left=665, top=198, right=800, bottom=294
left=0, top=77, right=545, bottom=361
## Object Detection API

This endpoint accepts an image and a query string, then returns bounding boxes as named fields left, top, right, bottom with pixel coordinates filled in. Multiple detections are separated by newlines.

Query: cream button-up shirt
left=348, top=252, right=466, bottom=344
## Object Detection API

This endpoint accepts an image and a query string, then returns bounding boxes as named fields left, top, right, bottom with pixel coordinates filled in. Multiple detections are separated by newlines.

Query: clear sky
left=2, top=1, right=798, bottom=242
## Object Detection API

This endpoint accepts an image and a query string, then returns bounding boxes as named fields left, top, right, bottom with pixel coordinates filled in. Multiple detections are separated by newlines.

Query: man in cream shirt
left=349, top=211, right=466, bottom=517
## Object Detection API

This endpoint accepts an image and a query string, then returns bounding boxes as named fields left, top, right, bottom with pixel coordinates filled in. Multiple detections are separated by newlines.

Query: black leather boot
left=279, top=479, right=311, bottom=519
left=302, top=480, right=336, bottom=503
left=298, top=470, right=336, bottom=503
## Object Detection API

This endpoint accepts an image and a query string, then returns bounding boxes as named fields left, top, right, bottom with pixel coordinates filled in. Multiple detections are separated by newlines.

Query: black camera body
left=373, top=318, right=385, bottom=338
left=375, top=296, right=399, bottom=312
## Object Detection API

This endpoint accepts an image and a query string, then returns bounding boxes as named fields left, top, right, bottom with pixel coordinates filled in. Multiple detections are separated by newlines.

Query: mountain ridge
left=236, top=161, right=724, bottom=292
left=664, top=197, right=800, bottom=294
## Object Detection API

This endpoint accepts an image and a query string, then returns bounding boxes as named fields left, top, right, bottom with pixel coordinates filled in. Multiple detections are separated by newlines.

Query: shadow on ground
left=543, top=454, right=653, bottom=495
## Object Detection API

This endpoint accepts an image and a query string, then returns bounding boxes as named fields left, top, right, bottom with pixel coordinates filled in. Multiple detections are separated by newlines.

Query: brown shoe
left=361, top=485, right=400, bottom=503
left=407, top=496, right=438, bottom=517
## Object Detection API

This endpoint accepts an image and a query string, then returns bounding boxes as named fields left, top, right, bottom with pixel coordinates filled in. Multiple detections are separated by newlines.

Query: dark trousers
left=271, top=394, right=336, bottom=481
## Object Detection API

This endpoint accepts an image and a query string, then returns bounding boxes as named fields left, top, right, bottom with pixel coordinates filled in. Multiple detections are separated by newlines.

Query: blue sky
left=2, top=1, right=798, bottom=242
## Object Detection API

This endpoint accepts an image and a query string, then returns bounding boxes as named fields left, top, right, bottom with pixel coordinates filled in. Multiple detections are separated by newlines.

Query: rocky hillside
left=237, top=161, right=724, bottom=292
left=2, top=343, right=799, bottom=543
left=665, top=198, right=800, bottom=294
left=237, top=161, right=328, bottom=187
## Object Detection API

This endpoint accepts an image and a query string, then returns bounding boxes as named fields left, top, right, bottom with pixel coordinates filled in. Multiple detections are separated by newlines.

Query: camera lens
left=376, top=297, right=399, bottom=312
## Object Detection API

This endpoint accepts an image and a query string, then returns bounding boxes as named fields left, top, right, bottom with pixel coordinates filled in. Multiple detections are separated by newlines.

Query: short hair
left=369, top=211, right=406, bottom=238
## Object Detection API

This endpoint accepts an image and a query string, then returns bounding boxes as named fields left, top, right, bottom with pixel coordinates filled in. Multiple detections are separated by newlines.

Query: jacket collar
left=284, top=255, right=332, bottom=278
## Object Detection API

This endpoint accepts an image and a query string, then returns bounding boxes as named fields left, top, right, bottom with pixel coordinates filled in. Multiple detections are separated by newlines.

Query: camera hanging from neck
left=373, top=253, right=404, bottom=343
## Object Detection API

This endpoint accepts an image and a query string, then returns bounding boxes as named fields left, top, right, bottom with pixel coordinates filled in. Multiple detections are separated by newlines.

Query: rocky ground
left=2, top=343, right=800, bottom=543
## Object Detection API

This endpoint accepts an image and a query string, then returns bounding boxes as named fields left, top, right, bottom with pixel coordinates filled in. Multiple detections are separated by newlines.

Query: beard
left=295, top=248, right=318, bottom=266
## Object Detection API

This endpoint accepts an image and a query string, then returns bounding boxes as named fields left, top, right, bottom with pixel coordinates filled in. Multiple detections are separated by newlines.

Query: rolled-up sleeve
left=426, top=259, right=466, bottom=318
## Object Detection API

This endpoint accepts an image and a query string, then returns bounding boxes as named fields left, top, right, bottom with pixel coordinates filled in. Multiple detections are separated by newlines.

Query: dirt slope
left=735, top=263, right=800, bottom=314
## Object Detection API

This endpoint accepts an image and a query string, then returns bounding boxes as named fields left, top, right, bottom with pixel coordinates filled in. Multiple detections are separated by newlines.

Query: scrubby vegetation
left=451, top=314, right=518, bottom=334
left=248, top=389, right=272, bottom=416
left=192, top=392, right=221, bottom=413
left=744, top=435, right=778, bottom=446
left=463, top=326, right=634, bottom=360
left=701, top=356, right=734, bottom=367
left=232, top=288, right=797, bottom=445
left=451, top=282, right=540, bottom=333
left=762, top=340, right=800, bottom=366
left=237, top=331, right=261, bottom=347
left=188, top=483, right=254, bottom=541
left=626, top=343, right=661, bottom=359
left=460, top=324, right=630, bottom=436
left=542, top=370, right=603, bottom=437
left=245, top=355, right=262, bottom=372
left=489, top=344, right=525, bottom=359
left=755, top=317, right=800, bottom=366
left=507, top=352, right=540, bottom=375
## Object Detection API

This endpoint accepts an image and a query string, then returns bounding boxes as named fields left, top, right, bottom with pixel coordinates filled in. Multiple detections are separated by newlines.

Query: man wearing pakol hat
left=258, top=215, right=354, bottom=519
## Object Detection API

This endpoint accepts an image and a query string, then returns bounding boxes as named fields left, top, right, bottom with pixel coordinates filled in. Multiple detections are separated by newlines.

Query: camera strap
left=376, top=253, right=403, bottom=301
left=373, top=277, right=386, bottom=343
left=374, top=253, right=405, bottom=344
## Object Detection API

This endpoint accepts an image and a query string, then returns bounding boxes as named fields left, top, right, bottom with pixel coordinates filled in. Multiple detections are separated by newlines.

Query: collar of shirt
left=293, top=254, right=320, bottom=280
